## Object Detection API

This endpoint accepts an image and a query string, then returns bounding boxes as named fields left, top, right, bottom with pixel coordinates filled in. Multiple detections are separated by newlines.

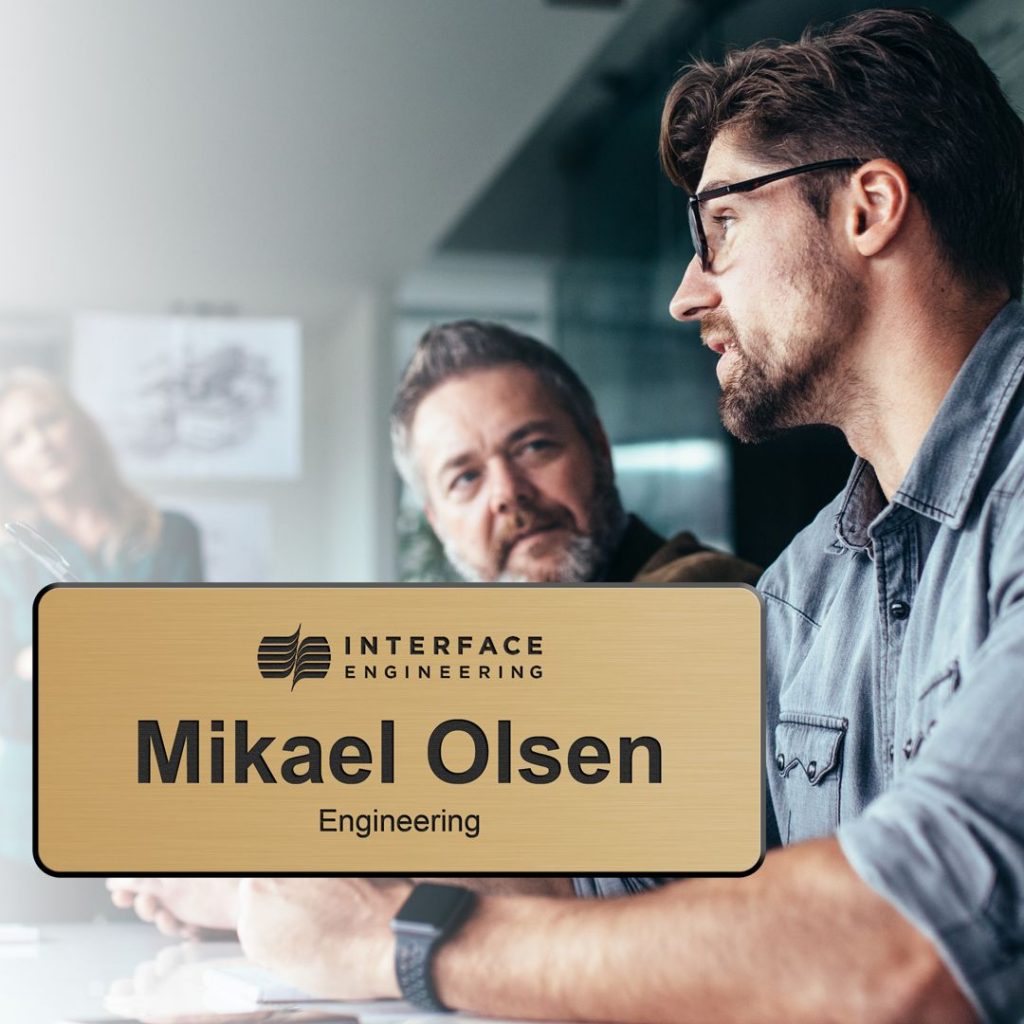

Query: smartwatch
left=390, top=882, right=477, bottom=1011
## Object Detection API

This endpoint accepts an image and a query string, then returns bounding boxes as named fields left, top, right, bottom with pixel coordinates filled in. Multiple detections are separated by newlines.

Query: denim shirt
left=578, top=301, right=1024, bottom=1021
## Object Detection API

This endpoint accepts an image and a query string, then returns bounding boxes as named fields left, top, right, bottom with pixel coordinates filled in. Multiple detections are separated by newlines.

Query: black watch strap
left=395, top=930, right=447, bottom=1011
left=391, top=883, right=476, bottom=1012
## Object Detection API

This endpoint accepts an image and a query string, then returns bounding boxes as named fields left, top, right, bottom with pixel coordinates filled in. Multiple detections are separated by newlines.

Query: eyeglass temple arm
left=695, top=158, right=867, bottom=201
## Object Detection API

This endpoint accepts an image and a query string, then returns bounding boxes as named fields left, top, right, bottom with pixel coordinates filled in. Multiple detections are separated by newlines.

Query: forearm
left=415, top=876, right=574, bottom=897
left=433, top=838, right=973, bottom=1023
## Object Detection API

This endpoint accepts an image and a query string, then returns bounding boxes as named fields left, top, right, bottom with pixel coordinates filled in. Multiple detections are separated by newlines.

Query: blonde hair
left=0, top=368, right=160, bottom=565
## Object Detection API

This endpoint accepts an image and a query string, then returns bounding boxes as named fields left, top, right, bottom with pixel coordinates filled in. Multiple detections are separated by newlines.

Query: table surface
left=0, top=921, right=576, bottom=1024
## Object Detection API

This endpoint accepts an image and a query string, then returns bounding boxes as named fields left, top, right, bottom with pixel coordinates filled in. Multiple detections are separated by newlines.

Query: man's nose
left=487, top=457, right=535, bottom=516
left=669, top=254, right=721, bottom=322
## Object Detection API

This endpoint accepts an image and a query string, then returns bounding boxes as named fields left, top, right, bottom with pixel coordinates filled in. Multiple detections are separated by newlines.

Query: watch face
left=392, top=883, right=475, bottom=936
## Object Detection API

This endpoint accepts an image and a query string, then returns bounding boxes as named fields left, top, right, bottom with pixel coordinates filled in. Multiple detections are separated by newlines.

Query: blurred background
left=0, top=0, right=1019, bottom=918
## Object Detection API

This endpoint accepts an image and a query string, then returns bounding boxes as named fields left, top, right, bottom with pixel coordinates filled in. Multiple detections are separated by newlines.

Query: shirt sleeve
left=574, top=787, right=779, bottom=899
left=571, top=877, right=673, bottom=899
left=837, top=502, right=1024, bottom=1022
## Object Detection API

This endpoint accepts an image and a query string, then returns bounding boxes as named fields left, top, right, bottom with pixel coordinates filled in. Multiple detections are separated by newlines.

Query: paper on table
left=204, top=961, right=423, bottom=1018
left=202, top=962, right=584, bottom=1022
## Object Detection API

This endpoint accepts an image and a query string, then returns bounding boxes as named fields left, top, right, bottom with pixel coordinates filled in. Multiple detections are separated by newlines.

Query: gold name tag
left=36, top=585, right=763, bottom=875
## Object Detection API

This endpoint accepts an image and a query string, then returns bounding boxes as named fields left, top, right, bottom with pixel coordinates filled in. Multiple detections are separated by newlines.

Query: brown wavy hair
left=660, top=7, right=1024, bottom=300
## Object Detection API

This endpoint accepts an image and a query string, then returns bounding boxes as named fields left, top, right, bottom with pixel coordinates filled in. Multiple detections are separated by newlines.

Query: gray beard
left=493, top=531, right=605, bottom=584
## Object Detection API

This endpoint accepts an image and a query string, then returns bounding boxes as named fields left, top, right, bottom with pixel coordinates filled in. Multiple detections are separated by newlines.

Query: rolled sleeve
left=838, top=595, right=1024, bottom=1022
left=571, top=877, right=670, bottom=899
left=572, top=877, right=604, bottom=899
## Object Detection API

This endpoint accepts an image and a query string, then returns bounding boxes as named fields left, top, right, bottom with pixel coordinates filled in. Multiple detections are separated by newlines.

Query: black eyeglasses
left=687, top=158, right=867, bottom=272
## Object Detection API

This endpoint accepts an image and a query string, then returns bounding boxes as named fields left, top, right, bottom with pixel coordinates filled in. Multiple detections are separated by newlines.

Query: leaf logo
left=257, top=625, right=331, bottom=690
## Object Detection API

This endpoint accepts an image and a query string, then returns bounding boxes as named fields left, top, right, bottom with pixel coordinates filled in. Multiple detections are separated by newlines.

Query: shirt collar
left=831, top=300, right=1024, bottom=552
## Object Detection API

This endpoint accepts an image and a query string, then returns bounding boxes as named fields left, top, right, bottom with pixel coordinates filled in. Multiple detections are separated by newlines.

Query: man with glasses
left=236, top=9, right=1023, bottom=1021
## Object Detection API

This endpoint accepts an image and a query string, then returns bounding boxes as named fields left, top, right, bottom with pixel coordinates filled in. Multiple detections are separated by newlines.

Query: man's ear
left=424, top=502, right=437, bottom=531
left=845, top=159, right=911, bottom=258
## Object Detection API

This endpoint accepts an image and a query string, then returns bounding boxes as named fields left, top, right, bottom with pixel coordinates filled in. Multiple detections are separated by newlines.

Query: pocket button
left=806, top=760, right=817, bottom=781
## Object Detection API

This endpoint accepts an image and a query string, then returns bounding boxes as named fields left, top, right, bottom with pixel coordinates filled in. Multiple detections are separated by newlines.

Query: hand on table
left=237, top=877, right=410, bottom=1001
left=104, top=941, right=273, bottom=1024
left=107, top=877, right=241, bottom=939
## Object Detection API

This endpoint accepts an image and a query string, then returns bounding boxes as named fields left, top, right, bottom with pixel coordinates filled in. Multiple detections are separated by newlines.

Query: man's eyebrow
left=504, top=419, right=559, bottom=446
left=432, top=419, right=560, bottom=482
left=436, top=451, right=475, bottom=481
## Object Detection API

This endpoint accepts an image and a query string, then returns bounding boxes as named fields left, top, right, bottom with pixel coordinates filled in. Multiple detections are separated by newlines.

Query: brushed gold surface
left=36, top=585, right=762, bottom=875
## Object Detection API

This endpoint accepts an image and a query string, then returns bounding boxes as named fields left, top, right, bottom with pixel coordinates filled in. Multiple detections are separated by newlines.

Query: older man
left=392, top=318, right=758, bottom=589
left=236, top=9, right=1024, bottom=1022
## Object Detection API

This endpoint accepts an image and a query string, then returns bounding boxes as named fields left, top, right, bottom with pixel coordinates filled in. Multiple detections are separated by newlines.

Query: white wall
left=322, top=290, right=397, bottom=583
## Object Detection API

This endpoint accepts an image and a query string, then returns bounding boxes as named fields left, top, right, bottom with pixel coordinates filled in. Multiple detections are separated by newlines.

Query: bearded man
left=391, top=319, right=759, bottom=590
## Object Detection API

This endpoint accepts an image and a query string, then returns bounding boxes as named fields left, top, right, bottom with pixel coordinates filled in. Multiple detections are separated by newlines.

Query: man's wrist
left=378, top=933, right=401, bottom=999
left=432, top=892, right=582, bottom=1017
left=377, top=887, right=408, bottom=998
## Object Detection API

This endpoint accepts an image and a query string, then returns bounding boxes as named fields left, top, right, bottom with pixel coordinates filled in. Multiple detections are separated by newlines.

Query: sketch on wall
left=70, top=313, right=302, bottom=479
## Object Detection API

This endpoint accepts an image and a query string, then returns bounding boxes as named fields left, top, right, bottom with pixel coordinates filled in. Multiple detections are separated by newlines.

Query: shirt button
left=776, top=753, right=786, bottom=771
left=890, top=600, right=911, bottom=620
left=806, top=760, right=817, bottom=781
left=903, top=738, right=915, bottom=759
left=887, top=742, right=894, bottom=762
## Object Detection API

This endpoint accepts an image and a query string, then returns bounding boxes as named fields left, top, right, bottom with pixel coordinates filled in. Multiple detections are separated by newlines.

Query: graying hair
left=390, top=320, right=606, bottom=499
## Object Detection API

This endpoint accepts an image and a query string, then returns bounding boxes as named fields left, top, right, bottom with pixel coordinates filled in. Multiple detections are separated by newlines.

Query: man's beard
left=443, top=461, right=626, bottom=584
left=712, top=238, right=864, bottom=443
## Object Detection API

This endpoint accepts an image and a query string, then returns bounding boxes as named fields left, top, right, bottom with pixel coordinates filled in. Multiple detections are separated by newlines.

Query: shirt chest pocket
left=773, top=712, right=848, bottom=844
left=901, top=659, right=961, bottom=762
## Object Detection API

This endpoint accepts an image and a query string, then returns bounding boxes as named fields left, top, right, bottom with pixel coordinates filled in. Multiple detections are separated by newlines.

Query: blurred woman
left=0, top=368, right=203, bottom=918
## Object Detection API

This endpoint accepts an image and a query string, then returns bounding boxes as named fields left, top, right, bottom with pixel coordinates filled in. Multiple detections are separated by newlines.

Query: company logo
left=257, top=626, right=331, bottom=690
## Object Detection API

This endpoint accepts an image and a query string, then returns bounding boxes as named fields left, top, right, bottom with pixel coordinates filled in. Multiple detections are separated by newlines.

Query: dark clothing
left=605, top=515, right=760, bottom=585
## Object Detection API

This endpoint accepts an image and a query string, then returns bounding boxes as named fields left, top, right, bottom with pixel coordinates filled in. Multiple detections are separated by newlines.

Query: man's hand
left=236, top=877, right=409, bottom=1001
left=107, top=878, right=241, bottom=939
left=104, top=940, right=260, bottom=1023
